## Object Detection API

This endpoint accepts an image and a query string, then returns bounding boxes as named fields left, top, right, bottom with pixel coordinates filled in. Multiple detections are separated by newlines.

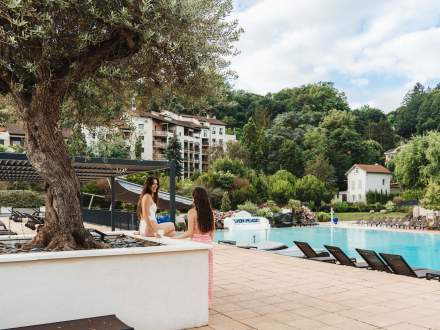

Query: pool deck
left=196, top=244, right=440, bottom=330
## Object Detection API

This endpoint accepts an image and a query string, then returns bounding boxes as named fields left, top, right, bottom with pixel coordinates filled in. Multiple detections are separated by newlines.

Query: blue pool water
left=215, top=226, right=440, bottom=269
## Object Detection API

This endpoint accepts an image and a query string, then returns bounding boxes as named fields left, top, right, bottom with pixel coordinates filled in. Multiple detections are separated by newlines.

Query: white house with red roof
left=345, top=164, right=392, bottom=203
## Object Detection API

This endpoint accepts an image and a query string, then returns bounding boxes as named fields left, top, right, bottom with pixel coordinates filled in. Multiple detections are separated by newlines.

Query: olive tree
left=0, top=0, right=240, bottom=250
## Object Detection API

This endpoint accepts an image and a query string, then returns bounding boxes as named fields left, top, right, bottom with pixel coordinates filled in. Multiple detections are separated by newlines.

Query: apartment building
left=84, top=110, right=236, bottom=178
left=0, top=124, right=72, bottom=149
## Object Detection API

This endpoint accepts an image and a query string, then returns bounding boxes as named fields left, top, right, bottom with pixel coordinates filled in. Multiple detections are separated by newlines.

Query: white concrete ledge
left=0, top=233, right=211, bottom=263
left=0, top=232, right=211, bottom=330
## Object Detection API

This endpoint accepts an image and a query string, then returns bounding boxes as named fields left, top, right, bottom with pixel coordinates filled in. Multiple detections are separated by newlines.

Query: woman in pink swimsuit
left=175, top=186, right=214, bottom=307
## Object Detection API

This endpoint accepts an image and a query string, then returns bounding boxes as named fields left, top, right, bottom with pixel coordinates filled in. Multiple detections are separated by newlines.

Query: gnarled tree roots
left=24, top=225, right=106, bottom=251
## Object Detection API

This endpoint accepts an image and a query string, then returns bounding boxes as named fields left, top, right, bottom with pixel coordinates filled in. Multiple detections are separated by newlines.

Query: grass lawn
left=336, top=212, right=409, bottom=221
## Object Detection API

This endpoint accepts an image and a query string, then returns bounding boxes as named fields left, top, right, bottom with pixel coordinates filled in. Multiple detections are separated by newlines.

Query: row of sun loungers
left=219, top=239, right=440, bottom=281
left=356, top=216, right=440, bottom=230
left=291, top=241, right=440, bottom=280
left=8, top=208, right=44, bottom=231
left=0, top=219, right=16, bottom=235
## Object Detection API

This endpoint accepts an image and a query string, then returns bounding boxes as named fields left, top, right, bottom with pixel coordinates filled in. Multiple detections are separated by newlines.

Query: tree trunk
left=19, top=83, right=101, bottom=250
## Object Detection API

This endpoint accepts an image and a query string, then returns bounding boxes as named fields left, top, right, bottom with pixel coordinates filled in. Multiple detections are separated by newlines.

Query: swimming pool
left=215, top=226, right=440, bottom=269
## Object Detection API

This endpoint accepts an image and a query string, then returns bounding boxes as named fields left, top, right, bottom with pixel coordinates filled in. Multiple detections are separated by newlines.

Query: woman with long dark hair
left=137, top=176, right=175, bottom=237
left=175, top=186, right=214, bottom=307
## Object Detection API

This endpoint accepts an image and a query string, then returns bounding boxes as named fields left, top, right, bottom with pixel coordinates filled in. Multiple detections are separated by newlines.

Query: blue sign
left=233, top=218, right=260, bottom=224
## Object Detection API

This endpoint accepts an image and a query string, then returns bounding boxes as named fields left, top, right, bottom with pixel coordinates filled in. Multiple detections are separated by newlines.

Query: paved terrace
left=196, top=245, right=440, bottom=330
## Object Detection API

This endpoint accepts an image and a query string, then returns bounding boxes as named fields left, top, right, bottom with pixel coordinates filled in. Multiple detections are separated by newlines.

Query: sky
left=230, top=0, right=440, bottom=112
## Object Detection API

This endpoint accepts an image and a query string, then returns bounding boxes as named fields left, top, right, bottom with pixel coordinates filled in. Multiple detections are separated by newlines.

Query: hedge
left=0, top=190, right=45, bottom=208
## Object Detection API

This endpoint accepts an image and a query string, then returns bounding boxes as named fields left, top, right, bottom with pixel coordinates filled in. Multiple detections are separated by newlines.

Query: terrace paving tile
left=385, top=323, right=429, bottom=330
left=198, top=245, right=440, bottom=330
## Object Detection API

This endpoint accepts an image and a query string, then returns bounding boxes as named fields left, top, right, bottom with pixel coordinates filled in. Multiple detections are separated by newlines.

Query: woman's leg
left=157, top=222, right=176, bottom=236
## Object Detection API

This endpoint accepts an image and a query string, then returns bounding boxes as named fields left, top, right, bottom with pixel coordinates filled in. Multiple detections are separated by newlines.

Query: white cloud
left=231, top=0, right=440, bottom=111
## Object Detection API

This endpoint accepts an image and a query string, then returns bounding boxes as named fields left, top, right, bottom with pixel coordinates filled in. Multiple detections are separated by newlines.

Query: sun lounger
left=238, top=241, right=288, bottom=251
left=218, top=240, right=237, bottom=245
left=355, top=248, right=392, bottom=272
left=9, top=314, right=133, bottom=329
left=324, top=245, right=368, bottom=268
left=379, top=253, right=440, bottom=278
left=293, top=241, right=336, bottom=263
left=273, top=246, right=306, bottom=257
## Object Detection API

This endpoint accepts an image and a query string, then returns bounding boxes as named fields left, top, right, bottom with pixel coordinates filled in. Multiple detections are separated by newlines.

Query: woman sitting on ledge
left=174, top=186, right=214, bottom=307
left=137, top=176, right=175, bottom=237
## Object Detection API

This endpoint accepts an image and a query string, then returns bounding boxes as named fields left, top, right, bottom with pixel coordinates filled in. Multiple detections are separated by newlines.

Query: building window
left=382, top=178, right=385, bottom=185
left=354, top=168, right=358, bottom=174
left=219, top=139, right=223, bottom=145
left=203, top=131, right=208, bottom=137
left=212, top=139, right=216, bottom=144
left=92, top=133, right=96, bottom=139
left=212, top=128, right=216, bottom=134
left=219, top=128, right=223, bottom=135
left=0, top=139, right=4, bottom=145
left=138, top=123, right=144, bottom=130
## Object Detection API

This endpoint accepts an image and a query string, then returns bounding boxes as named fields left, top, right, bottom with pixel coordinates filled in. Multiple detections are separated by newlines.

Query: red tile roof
left=353, top=164, right=391, bottom=174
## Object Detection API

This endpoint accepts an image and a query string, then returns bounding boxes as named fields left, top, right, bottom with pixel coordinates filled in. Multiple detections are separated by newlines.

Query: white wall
left=0, top=237, right=210, bottom=330
left=347, top=167, right=367, bottom=203
left=365, top=173, right=391, bottom=195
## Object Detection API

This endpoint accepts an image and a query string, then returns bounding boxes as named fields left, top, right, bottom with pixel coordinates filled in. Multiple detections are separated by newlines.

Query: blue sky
left=230, top=0, right=440, bottom=112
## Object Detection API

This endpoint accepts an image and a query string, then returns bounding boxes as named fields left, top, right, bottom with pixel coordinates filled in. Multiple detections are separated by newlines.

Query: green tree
left=134, top=136, right=143, bottom=160
left=416, top=89, right=440, bottom=134
left=354, top=105, right=397, bottom=151
left=87, top=132, right=130, bottom=159
left=66, top=126, right=87, bottom=156
left=0, top=0, right=241, bottom=249
left=392, top=132, right=440, bottom=189
left=268, top=170, right=296, bottom=205
left=304, top=155, right=335, bottom=185
left=165, top=135, right=183, bottom=178
left=392, top=83, right=426, bottom=138
left=421, top=182, right=440, bottom=210
left=220, top=191, right=232, bottom=212
left=241, top=119, right=265, bottom=170
left=292, top=175, right=331, bottom=206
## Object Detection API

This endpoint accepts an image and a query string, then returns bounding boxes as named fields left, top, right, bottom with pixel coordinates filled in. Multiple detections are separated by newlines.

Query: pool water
left=215, top=226, right=440, bottom=270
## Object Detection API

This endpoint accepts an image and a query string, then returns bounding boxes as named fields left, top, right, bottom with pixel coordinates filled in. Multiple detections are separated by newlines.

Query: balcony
left=153, top=153, right=167, bottom=161
left=153, top=130, right=169, bottom=137
left=153, top=141, right=167, bottom=149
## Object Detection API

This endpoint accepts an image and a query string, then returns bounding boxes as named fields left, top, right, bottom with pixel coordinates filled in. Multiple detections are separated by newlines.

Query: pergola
left=0, top=152, right=176, bottom=230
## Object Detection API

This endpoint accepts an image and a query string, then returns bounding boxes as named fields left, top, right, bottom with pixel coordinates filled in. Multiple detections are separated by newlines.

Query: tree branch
left=55, top=29, right=143, bottom=87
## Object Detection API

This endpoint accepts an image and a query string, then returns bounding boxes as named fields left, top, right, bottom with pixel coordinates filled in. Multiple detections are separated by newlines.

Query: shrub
left=0, top=190, right=44, bottom=208
left=392, top=196, right=404, bottom=206
left=287, top=199, right=302, bottom=212
left=211, top=171, right=236, bottom=190
left=353, top=202, right=369, bottom=212
left=207, top=187, right=224, bottom=209
left=316, top=212, right=331, bottom=222
left=422, top=182, right=440, bottom=211
left=331, top=201, right=350, bottom=212
left=237, top=201, right=258, bottom=214
left=269, top=179, right=294, bottom=205
left=255, top=207, right=273, bottom=218
left=292, top=175, right=332, bottom=206
left=265, top=200, right=281, bottom=213
left=220, top=192, right=232, bottom=212
left=212, top=157, right=248, bottom=177
left=366, top=190, right=391, bottom=204
left=402, top=189, right=424, bottom=201
left=229, top=187, right=254, bottom=208
left=385, top=201, right=396, bottom=212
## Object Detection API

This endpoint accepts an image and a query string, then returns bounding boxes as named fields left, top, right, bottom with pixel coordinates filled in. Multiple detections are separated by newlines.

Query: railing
left=153, top=130, right=169, bottom=137
left=153, top=153, right=167, bottom=160
left=82, top=208, right=139, bottom=230
left=153, top=141, right=167, bottom=148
